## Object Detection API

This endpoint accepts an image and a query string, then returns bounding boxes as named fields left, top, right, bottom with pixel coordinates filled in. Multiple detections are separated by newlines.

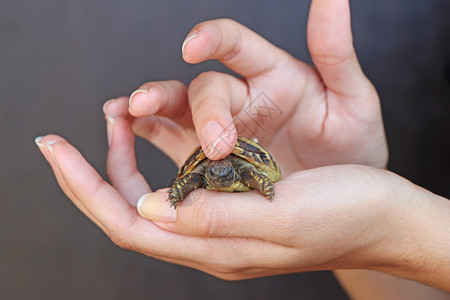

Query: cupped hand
left=35, top=108, right=450, bottom=287
left=127, top=0, right=387, bottom=175
left=35, top=118, right=404, bottom=280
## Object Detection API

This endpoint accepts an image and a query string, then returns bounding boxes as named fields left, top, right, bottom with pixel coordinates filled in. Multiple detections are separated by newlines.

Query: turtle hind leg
left=168, top=173, right=204, bottom=209
left=240, top=166, right=275, bottom=201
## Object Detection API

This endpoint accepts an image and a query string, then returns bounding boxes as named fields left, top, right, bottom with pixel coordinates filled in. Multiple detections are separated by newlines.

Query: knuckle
left=209, top=264, right=236, bottom=275
left=211, top=268, right=241, bottom=280
left=215, top=273, right=241, bottom=281
left=216, top=18, right=238, bottom=26
left=207, top=263, right=250, bottom=281
left=311, top=52, right=354, bottom=67
left=191, top=96, right=218, bottom=121
left=194, top=19, right=242, bottom=61
left=220, top=36, right=242, bottom=63
left=203, top=269, right=239, bottom=281
left=109, top=230, right=134, bottom=250
left=190, top=71, right=222, bottom=87
left=217, top=19, right=243, bottom=61
left=197, top=18, right=238, bottom=37
left=206, top=259, right=245, bottom=277
left=189, top=74, right=232, bottom=121
left=194, top=201, right=218, bottom=236
left=193, top=200, right=230, bottom=237
left=105, top=216, right=139, bottom=251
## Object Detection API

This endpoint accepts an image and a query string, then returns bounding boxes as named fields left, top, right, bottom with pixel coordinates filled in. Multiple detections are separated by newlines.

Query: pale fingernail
left=102, top=98, right=116, bottom=114
left=35, top=136, right=44, bottom=147
left=46, top=140, right=59, bottom=166
left=203, top=121, right=233, bottom=159
left=182, top=30, right=198, bottom=56
left=46, top=140, right=57, bottom=154
left=129, top=87, right=149, bottom=107
left=106, top=114, right=115, bottom=147
left=137, top=192, right=177, bottom=222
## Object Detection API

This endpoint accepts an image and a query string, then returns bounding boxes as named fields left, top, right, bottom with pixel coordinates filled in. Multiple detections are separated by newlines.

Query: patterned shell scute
left=177, top=136, right=281, bottom=181
left=232, top=137, right=281, bottom=181
left=233, top=137, right=280, bottom=171
left=176, top=146, right=207, bottom=180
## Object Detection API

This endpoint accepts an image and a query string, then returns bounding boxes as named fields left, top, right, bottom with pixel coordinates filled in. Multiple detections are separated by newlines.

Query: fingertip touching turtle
left=168, top=136, right=282, bottom=209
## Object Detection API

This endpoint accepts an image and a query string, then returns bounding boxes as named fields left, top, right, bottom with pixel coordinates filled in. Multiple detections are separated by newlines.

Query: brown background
left=1, top=0, right=449, bottom=299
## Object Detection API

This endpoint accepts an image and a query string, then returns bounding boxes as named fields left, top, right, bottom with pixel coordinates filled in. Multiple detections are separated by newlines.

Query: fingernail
left=35, top=136, right=44, bottom=147
left=45, top=140, right=59, bottom=166
left=129, top=87, right=149, bottom=107
left=203, top=121, right=233, bottom=159
left=45, top=140, right=62, bottom=168
left=106, top=114, right=115, bottom=148
left=182, top=30, right=198, bottom=56
left=137, top=192, right=177, bottom=222
left=102, top=98, right=116, bottom=114
left=46, top=140, right=57, bottom=155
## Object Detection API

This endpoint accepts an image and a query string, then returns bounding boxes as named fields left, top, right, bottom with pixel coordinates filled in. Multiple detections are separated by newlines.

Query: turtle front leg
left=240, top=166, right=275, bottom=201
left=168, top=173, right=204, bottom=209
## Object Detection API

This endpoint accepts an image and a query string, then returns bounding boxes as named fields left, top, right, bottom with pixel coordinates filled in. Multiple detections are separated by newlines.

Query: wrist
left=367, top=172, right=450, bottom=290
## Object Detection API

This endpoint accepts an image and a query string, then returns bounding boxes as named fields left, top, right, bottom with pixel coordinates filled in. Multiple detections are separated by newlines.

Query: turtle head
left=205, top=158, right=236, bottom=188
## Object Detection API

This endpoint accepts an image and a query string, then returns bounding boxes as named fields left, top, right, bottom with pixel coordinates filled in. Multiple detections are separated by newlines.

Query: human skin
left=127, top=9, right=388, bottom=173
left=36, top=0, right=450, bottom=296
left=36, top=131, right=450, bottom=292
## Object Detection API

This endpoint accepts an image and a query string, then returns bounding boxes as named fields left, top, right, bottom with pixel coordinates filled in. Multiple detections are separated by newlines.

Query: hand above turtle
left=126, top=3, right=388, bottom=174
left=36, top=0, right=450, bottom=292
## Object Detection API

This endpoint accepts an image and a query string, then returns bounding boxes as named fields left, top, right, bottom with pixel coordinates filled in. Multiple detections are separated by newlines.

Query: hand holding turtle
left=35, top=124, right=450, bottom=290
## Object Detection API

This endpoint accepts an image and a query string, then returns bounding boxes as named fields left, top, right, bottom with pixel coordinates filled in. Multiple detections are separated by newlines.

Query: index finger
left=182, top=18, right=297, bottom=78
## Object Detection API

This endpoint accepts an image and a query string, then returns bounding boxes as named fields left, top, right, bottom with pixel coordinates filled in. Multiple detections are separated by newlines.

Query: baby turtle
left=168, top=136, right=281, bottom=208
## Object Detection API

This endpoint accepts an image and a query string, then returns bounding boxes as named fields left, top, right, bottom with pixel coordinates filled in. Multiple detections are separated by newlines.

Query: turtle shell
left=233, top=136, right=281, bottom=182
left=177, top=136, right=281, bottom=185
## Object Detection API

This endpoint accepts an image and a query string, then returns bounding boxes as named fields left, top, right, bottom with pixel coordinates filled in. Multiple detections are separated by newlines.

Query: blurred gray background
left=1, top=0, right=449, bottom=299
